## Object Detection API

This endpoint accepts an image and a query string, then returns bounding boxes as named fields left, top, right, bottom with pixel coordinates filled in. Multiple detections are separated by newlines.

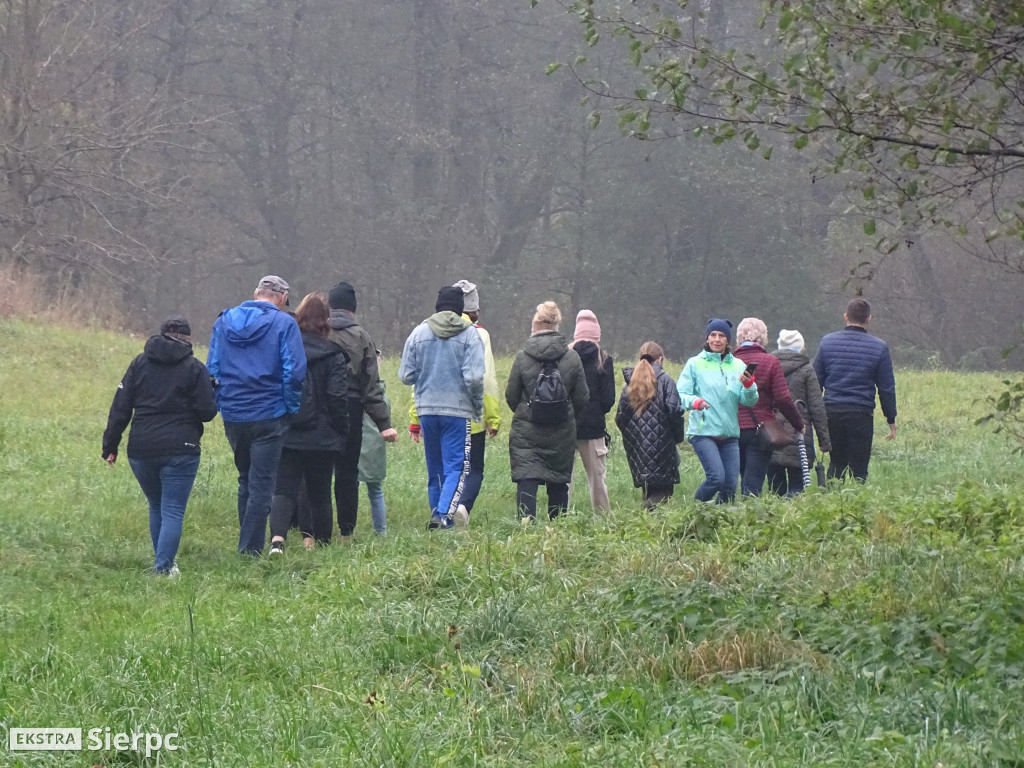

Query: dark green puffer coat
left=505, top=331, right=590, bottom=483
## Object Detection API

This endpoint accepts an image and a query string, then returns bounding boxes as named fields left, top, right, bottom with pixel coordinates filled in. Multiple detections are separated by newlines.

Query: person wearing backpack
left=767, top=329, right=832, bottom=495
left=399, top=286, right=485, bottom=530
left=615, top=342, right=687, bottom=509
left=268, top=293, right=350, bottom=552
left=505, top=301, right=589, bottom=520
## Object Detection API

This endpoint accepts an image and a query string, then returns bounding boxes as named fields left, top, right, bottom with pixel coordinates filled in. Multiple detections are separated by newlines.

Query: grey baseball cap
left=256, top=275, right=289, bottom=294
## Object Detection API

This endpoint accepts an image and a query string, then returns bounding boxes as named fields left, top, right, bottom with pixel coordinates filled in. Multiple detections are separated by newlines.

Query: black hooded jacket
left=614, top=363, right=686, bottom=489
left=282, top=332, right=351, bottom=452
left=572, top=341, right=616, bottom=440
left=102, top=335, right=218, bottom=460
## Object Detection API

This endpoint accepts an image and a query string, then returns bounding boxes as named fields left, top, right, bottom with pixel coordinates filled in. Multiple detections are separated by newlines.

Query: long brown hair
left=295, top=291, right=331, bottom=337
left=627, top=341, right=663, bottom=415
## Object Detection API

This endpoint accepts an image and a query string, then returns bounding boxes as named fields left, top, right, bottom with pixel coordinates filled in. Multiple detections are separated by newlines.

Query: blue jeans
left=738, top=428, right=772, bottom=497
left=365, top=481, right=386, bottom=534
left=689, top=436, right=739, bottom=504
left=129, top=454, right=200, bottom=573
left=223, top=417, right=287, bottom=555
left=420, top=415, right=472, bottom=523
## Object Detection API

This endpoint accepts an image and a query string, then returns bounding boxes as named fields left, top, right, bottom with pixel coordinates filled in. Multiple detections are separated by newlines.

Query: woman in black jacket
left=569, top=310, right=615, bottom=511
left=102, top=316, right=218, bottom=575
left=615, top=342, right=687, bottom=509
left=269, top=293, right=350, bottom=551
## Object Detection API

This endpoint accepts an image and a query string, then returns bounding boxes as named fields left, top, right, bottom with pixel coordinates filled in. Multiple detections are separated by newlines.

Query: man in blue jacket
left=207, top=275, right=306, bottom=555
left=813, top=298, right=897, bottom=482
left=399, top=286, right=485, bottom=530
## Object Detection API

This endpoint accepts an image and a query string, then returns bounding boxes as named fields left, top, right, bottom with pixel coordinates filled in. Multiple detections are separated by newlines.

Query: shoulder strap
left=745, top=405, right=762, bottom=428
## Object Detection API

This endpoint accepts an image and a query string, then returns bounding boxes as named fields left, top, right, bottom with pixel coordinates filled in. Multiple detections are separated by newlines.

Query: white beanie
left=452, top=279, right=479, bottom=312
left=777, top=328, right=805, bottom=352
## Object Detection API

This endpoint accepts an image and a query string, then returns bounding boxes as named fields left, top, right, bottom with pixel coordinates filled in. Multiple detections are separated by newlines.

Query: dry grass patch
left=639, top=630, right=822, bottom=683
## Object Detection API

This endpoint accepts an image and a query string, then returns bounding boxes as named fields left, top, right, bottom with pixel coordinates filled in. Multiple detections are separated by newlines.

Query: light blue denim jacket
left=398, top=312, right=485, bottom=421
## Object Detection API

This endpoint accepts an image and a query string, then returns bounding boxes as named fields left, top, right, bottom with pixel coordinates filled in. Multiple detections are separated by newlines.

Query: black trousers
left=642, top=483, right=674, bottom=510
left=334, top=398, right=365, bottom=536
left=826, top=410, right=874, bottom=482
left=270, top=448, right=336, bottom=544
left=516, top=479, right=568, bottom=520
left=766, top=465, right=803, bottom=496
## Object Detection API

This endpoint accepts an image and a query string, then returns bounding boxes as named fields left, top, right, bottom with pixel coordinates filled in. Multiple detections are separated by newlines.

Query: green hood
left=426, top=311, right=473, bottom=339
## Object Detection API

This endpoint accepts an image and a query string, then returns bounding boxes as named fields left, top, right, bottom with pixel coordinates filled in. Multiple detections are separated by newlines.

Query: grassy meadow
left=1, top=316, right=1023, bottom=767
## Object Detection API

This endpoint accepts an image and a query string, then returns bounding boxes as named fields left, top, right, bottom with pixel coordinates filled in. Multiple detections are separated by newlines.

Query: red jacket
left=733, top=343, right=805, bottom=432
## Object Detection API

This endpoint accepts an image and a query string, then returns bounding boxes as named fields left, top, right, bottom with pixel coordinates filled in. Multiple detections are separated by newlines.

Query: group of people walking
left=614, top=299, right=897, bottom=509
left=103, top=274, right=897, bottom=576
left=103, top=275, right=397, bottom=574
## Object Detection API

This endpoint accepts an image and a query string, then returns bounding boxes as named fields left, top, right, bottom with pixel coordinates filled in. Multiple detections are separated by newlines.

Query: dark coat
left=769, top=350, right=832, bottom=468
left=102, top=335, right=218, bottom=460
left=327, top=309, right=391, bottom=431
left=572, top=341, right=616, bottom=440
left=283, top=333, right=350, bottom=452
left=812, top=326, right=897, bottom=423
left=615, top=363, right=686, bottom=489
left=733, top=343, right=805, bottom=433
left=505, top=331, right=589, bottom=483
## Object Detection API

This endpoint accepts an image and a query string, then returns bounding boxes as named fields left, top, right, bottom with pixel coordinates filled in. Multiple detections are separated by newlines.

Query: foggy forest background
left=2, top=0, right=1021, bottom=367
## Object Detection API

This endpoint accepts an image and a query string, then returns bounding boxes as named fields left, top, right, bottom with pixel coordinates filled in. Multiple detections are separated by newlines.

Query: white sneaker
left=269, top=542, right=284, bottom=555
left=453, top=504, right=470, bottom=528
left=168, top=563, right=181, bottom=578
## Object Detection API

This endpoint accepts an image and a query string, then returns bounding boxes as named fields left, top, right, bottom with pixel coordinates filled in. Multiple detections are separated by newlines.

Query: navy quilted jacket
left=615, top=363, right=686, bottom=489
left=813, top=326, right=897, bottom=423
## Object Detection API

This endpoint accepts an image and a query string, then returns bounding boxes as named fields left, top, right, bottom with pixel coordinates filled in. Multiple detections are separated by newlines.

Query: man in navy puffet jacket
left=813, top=297, right=897, bottom=482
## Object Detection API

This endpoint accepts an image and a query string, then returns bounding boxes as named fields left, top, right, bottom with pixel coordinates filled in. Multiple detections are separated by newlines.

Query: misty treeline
left=1, top=0, right=1019, bottom=367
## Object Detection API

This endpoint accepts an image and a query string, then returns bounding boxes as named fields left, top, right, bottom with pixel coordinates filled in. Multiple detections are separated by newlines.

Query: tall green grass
left=1, top=317, right=1023, bottom=766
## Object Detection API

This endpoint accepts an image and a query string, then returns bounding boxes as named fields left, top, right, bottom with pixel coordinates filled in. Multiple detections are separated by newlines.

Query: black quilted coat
left=615, top=363, right=686, bottom=489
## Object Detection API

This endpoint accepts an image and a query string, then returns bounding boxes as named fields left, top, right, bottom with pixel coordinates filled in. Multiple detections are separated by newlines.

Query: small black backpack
left=528, top=359, right=570, bottom=425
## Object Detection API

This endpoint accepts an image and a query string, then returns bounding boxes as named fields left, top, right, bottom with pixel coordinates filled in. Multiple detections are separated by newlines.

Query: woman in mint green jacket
left=677, top=319, right=758, bottom=503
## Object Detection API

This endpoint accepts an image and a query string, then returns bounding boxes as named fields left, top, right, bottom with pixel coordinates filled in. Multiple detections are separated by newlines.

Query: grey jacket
left=770, top=349, right=832, bottom=468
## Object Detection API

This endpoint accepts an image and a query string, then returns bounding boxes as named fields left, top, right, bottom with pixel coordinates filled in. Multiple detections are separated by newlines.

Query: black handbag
left=746, top=407, right=791, bottom=450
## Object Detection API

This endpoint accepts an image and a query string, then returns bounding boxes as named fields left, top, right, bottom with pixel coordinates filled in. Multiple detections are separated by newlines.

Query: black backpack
left=290, top=366, right=322, bottom=431
left=528, top=360, right=570, bottom=425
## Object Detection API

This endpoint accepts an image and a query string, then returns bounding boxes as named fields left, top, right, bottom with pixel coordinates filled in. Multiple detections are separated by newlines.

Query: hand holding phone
left=740, top=362, right=756, bottom=388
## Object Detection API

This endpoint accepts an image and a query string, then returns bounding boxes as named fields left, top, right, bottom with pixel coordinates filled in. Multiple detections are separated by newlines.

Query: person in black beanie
left=102, top=315, right=218, bottom=575
left=399, top=286, right=485, bottom=529
left=327, top=280, right=396, bottom=541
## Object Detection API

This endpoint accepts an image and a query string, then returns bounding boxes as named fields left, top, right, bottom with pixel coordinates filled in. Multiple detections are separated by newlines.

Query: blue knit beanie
left=705, top=318, right=733, bottom=343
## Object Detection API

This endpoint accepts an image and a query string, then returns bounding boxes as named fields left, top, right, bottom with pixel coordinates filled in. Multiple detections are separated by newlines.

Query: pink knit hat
left=574, top=310, right=601, bottom=343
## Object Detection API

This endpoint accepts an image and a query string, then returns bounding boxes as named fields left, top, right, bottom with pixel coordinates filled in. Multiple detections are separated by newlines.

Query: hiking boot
left=453, top=505, right=470, bottom=528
